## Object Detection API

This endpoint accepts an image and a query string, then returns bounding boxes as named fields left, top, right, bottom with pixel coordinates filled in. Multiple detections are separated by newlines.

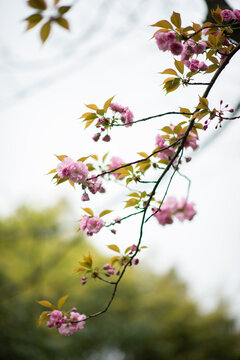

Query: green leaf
left=27, top=0, right=47, bottom=10
left=103, top=96, right=115, bottom=113
left=107, top=244, right=120, bottom=253
left=128, top=192, right=139, bottom=198
left=160, top=68, right=178, bottom=76
left=40, top=21, right=51, bottom=43
left=55, top=17, right=70, bottom=30
left=99, top=209, right=112, bottom=217
left=151, top=20, right=173, bottom=29
left=170, top=11, right=181, bottom=28
left=58, top=6, right=71, bottom=15
left=124, top=198, right=139, bottom=208
left=163, top=77, right=180, bottom=93
left=82, top=208, right=94, bottom=217
left=37, top=300, right=55, bottom=309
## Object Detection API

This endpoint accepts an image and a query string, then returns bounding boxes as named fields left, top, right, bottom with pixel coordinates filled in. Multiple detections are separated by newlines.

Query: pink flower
left=123, top=109, right=134, bottom=127
left=180, top=132, right=199, bottom=150
left=88, top=176, right=102, bottom=194
left=110, top=103, right=127, bottom=113
left=175, top=199, right=196, bottom=221
left=57, top=157, right=74, bottom=178
left=153, top=207, right=173, bottom=226
left=155, top=32, right=169, bottom=51
left=49, top=310, right=62, bottom=323
left=86, top=216, right=104, bottom=235
left=80, top=216, right=89, bottom=231
left=233, top=9, right=240, bottom=22
left=69, top=162, right=88, bottom=183
left=221, top=9, right=235, bottom=22
left=194, top=41, right=207, bottom=54
left=189, top=59, right=199, bottom=72
left=170, top=41, right=183, bottom=56
left=198, top=61, right=208, bottom=71
left=156, top=135, right=165, bottom=148
left=108, top=156, right=125, bottom=179
left=115, top=216, right=121, bottom=223
left=162, top=196, right=178, bottom=212
left=181, top=41, right=195, bottom=61
left=156, top=135, right=175, bottom=161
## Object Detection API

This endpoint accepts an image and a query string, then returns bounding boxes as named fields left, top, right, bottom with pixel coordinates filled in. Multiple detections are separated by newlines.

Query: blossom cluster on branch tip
left=47, top=309, right=86, bottom=336
left=153, top=197, right=196, bottom=226
left=221, top=9, right=240, bottom=22
left=57, top=157, right=88, bottom=183
left=108, top=156, right=125, bottom=179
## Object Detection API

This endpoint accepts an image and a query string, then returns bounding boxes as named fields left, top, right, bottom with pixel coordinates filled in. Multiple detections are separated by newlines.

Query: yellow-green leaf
left=77, top=156, right=90, bottom=162
left=138, top=152, right=148, bottom=158
left=103, top=96, right=115, bottom=113
left=58, top=6, right=71, bottom=15
left=68, top=180, right=75, bottom=188
left=174, top=59, right=184, bottom=74
left=160, top=68, right=178, bottom=76
left=47, top=168, right=57, bottom=174
left=128, top=192, right=139, bottom=198
left=28, top=0, right=47, bottom=10
left=170, top=11, right=181, bottom=28
left=82, top=208, right=94, bottom=216
left=99, top=209, right=112, bottom=217
left=73, top=266, right=88, bottom=274
left=179, top=107, right=191, bottom=118
left=163, top=77, right=180, bottom=93
left=91, top=154, right=98, bottom=160
left=40, top=21, right=51, bottom=43
left=97, top=109, right=105, bottom=116
left=124, top=198, right=139, bottom=208
left=85, top=104, right=98, bottom=111
left=107, top=244, right=120, bottom=253
left=161, top=126, right=174, bottom=134
left=57, top=295, right=69, bottom=309
left=37, top=300, right=55, bottom=309
left=102, top=152, right=108, bottom=162
left=55, top=17, right=69, bottom=30
left=38, top=311, right=49, bottom=327
left=151, top=20, right=173, bottom=29
left=85, top=119, right=95, bottom=129
left=55, top=154, right=68, bottom=161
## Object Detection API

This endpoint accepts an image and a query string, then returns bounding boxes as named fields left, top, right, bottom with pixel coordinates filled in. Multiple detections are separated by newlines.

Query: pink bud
left=92, top=133, right=100, bottom=142
left=103, top=263, right=111, bottom=270
left=115, top=216, right=121, bottom=223
left=111, top=229, right=116, bottom=234
left=185, top=157, right=192, bottom=163
left=81, top=192, right=90, bottom=201
left=102, top=135, right=111, bottom=142
left=132, top=258, right=139, bottom=265
left=71, top=307, right=77, bottom=312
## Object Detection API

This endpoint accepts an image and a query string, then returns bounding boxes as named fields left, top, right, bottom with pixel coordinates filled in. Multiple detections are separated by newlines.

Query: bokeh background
left=0, top=0, right=240, bottom=359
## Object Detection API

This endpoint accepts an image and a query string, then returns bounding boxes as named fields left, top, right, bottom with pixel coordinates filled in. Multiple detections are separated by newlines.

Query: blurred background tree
left=0, top=203, right=239, bottom=360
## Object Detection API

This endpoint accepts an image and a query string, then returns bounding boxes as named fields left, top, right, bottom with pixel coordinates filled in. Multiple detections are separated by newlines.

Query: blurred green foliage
left=0, top=203, right=239, bottom=360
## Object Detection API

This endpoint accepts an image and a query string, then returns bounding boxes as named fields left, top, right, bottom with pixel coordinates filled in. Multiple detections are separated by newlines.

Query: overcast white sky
left=0, top=0, right=240, bottom=318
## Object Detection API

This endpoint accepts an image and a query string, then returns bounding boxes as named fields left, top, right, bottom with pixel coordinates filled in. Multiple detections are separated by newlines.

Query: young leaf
left=68, top=180, right=75, bottom=188
left=102, top=152, right=108, bottom=162
left=28, top=0, right=47, bottom=10
left=40, top=21, right=51, bottom=43
left=99, top=209, right=113, bottom=217
left=160, top=68, right=178, bottom=76
left=47, top=168, right=57, bottom=174
left=77, top=156, right=90, bottom=162
left=179, top=107, right=191, bottom=118
left=58, top=295, right=69, bottom=309
left=91, top=154, right=98, bottom=160
left=128, top=192, right=140, bottom=198
left=25, top=13, right=43, bottom=30
left=55, top=154, right=68, bottom=161
left=161, top=126, right=174, bottom=134
left=55, top=18, right=70, bottom=30
left=58, top=6, right=71, bottom=15
left=85, top=119, right=95, bottom=129
left=85, top=104, right=98, bottom=111
left=138, top=152, right=148, bottom=158
left=37, top=300, right=55, bottom=309
left=151, top=20, right=173, bottom=29
left=103, top=96, right=115, bottom=113
left=170, top=11, right=181, bottom=28
left=174, top=59, right=184, bottom=74
left=38, top=311, right=49, bottom=327
left=82, top=208, right=94, bottom=216
left=107, top=244, right=120, bottom=253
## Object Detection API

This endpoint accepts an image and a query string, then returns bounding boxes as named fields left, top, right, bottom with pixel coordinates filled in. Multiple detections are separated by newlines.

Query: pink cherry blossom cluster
left=92, top=119, right=111, bottom=142
left=46, top=309, right=86, bottom=336
left=155, top=32, right=208, bottom=72
left=103, top=263, right=116, bottom=277
left=203, top=100, right=234, bottom=130
left=80, top=215, right=104, bottom=236
left=221, top=9, right=240, bottom=22
left=153, top=196, right=196, bottom=226
left=156, top=132, right=198, bottom=162
left=57, top=157, right=88, bottom=183
left=108, top=156, right=125, bottom=179
left=110, top=102, right=134, bottom=127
